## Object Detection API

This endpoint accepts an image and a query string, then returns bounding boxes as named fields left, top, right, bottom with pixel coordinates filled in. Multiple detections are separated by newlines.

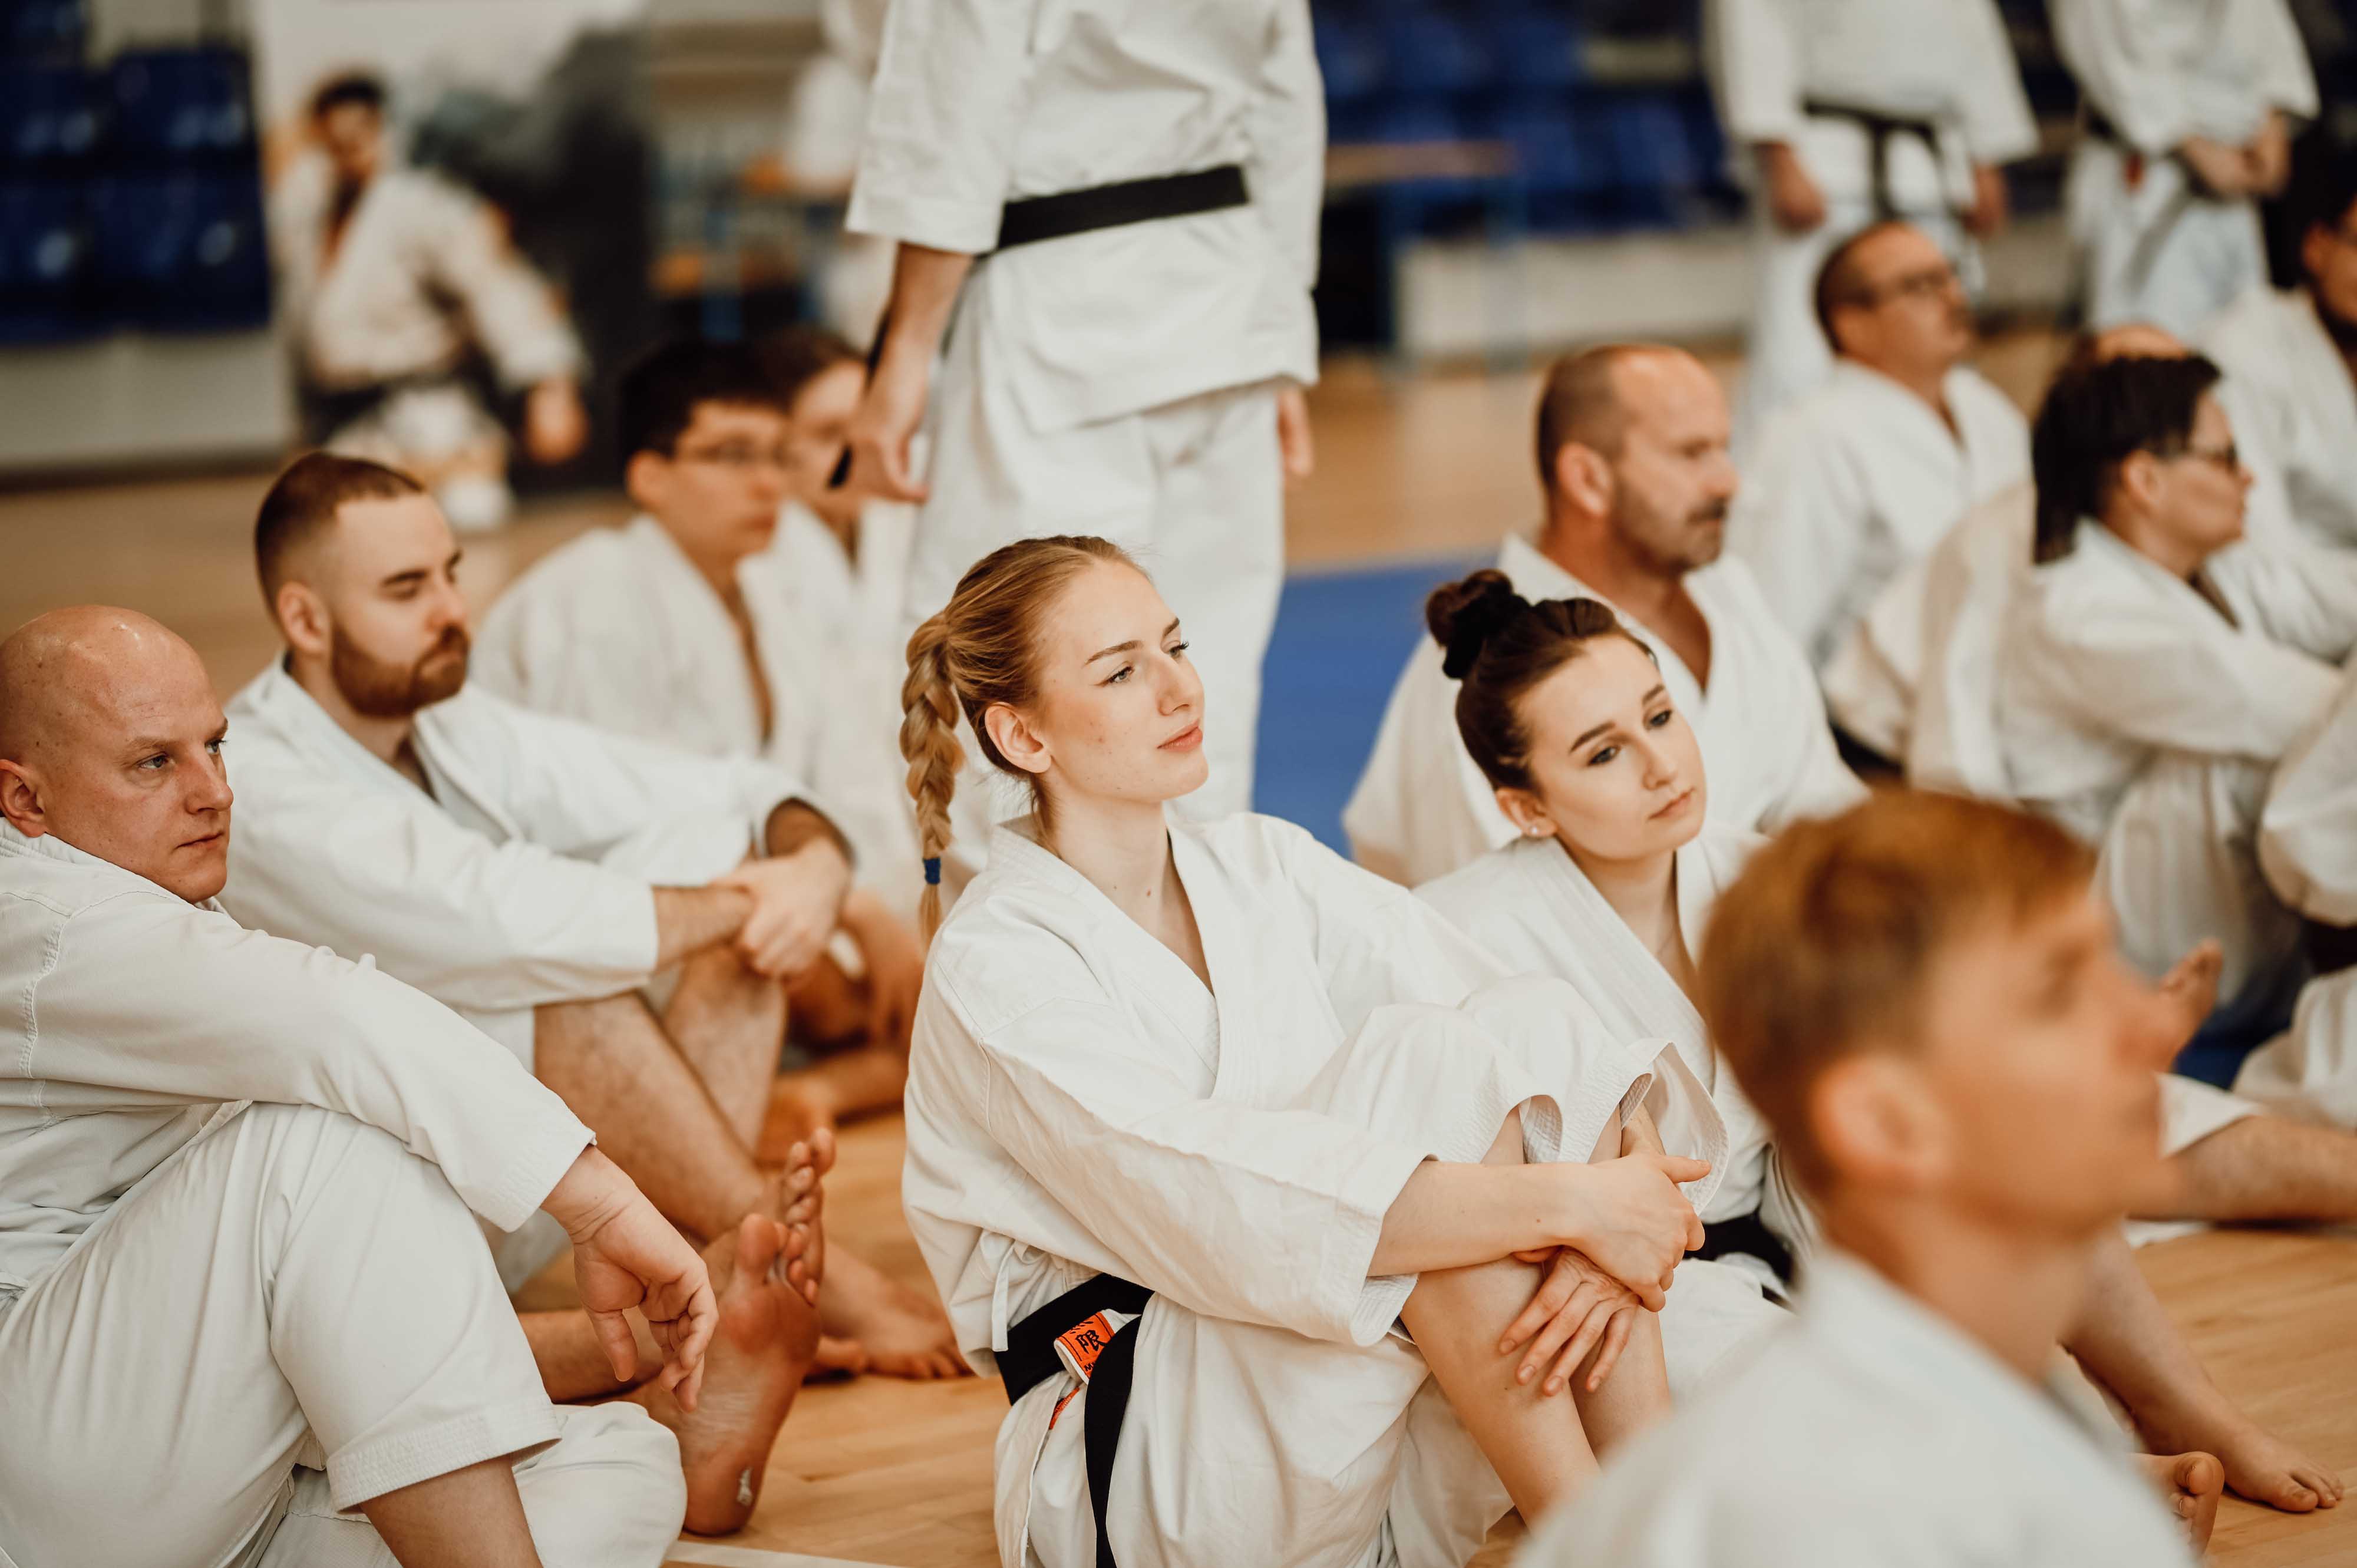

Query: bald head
left=0, top=607, right=233, bottom=900
left=1536, top=344, right=1688, bottom=480
left=1536, top=344, right=1735, bottom=578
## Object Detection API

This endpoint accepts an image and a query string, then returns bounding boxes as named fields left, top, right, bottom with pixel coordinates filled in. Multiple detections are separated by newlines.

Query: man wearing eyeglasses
left=2202, top=166, right=2357, bottom=554
left=218, top=445, right=970, bottom=1384
left=1998, top=351, right=2357, bottom=1044
left=1725, top=220, right=2029, bottom=768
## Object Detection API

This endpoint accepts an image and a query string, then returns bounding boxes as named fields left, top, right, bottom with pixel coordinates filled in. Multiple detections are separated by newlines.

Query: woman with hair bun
left=896, top=536, right=1727, bottom=1568
left=1415, top=569, right=2332, bottom=1530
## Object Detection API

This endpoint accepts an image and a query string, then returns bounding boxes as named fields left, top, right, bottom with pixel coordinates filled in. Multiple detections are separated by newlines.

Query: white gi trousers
left=2066, top=143, right=2268, bottom=338
left=0, top=1102, right=684, bottom=1568
left=909, top=306, right=1286, bottom=825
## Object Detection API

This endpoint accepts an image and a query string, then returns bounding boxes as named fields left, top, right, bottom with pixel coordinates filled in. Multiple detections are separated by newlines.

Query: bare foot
left=775, top=1134, right=830, bottom=1292
left=822, top=1243, right=971, bottom=1381
left=760, top=1077, right=839, bottom=1163
left=2138, top=1452, right=2223, bottom=1552
left=629, top=1212, right=822, bottom=1535
left=2160, top=940, right=2225, bottom=1048
left=807, top=1335, right=871, bottom=1382
left=2142, top=1404, right=2343, bottom=1514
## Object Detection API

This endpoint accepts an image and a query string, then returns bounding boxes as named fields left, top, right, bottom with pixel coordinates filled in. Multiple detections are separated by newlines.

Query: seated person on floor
left=900, top=534, right=1725, bottom=1568
left=478, top=338, right=927, bottom=1067
left=2201, top=160, right=2357, bottom=553
left=1348, top=343, right=1860, bottom=888
left=219, top=452, right=963, bottom=1382
left=1520, top=790, right=2240, bottom=1566
left=1415, top=574, right=2344, bottom=1516
left=1728, top=220, right=2031, bottom=766
left=1998, top=352, right=2357, bottom=1040
left=0, top=606, right=757, bottom=1562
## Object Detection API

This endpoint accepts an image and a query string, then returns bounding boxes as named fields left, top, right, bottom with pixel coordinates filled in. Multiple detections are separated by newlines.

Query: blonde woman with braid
left=895, top=535, right=1728, bottom=1568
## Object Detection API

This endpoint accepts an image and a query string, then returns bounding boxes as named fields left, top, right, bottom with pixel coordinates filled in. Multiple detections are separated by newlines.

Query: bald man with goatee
left=0, top=607, right=728, bottom=1566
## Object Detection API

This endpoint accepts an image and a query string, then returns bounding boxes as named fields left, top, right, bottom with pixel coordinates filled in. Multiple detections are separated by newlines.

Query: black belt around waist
left=1801, top=97, right=1947, bottom=223
left=996, top=163, right=1250, bottom=251
left=1002, top=1273, right=1154, bottom=1568
left=1692, top=1208, right=1797, bottom=1295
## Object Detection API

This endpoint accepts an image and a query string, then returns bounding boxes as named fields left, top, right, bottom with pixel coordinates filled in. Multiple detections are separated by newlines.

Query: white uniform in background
left=2202, top=286, right=2357, bottom=550
left=1729, top=360, right=2030, bottom=757
left=2052, top=0, right=2318, bottom=337
left=781, top=0, right=896, bottom=337
left=1704, top=0, right=2036, bottom=445
left=1998, top=518, right=2357, bottom=1020
left=0, top=821, right=682, bottom=1568
left=2234, top=663, right=2357, bottom=1123
left=1420, top=825, right=1808, bottom=1391
left=1343, top=533, right=1862, bottom=887
left=269, top=156, right=585, bottom=529
left=221, top=661, right=811, bottom=1071
left=773, top=499, right=917, bottom=672
left=906, top=811, right=1725, bottom=1568
left=1514, top=1252, right=2197, bottom=1568
left=849, top=0, right=1325, bottom=821
left=477, top=516, right=923, bottom=919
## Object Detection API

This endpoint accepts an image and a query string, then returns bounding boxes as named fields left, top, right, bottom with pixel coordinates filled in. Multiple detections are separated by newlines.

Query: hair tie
left=923, top=856, right=942, bottom=886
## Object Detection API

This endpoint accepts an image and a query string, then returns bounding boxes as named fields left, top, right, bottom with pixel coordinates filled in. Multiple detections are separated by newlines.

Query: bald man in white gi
left=839, top=0, right=1323, bottom=822
left=1346, top=344, right=1861, bottom=887
left=0, top=607, right=709, bottom=1567
left=1705, top=0, right=2034, bottom=445
left=2053, top=0, right=2316, bottom=337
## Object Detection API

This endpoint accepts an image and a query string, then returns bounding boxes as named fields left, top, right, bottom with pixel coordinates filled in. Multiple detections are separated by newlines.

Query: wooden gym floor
left=6, top=337, right=2355, bottom=1566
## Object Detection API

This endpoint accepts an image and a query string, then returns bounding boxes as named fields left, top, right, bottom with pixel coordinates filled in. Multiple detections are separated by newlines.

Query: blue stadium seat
left=1602, top=92, right=1699, bottom=226
left=89, top=169, right=270, bottom=331
left=0, top=66, right=102, bottom=168
left=1485, top=95, right=1609, bottom=233
left=0, top=179, right=94, bottom=342
left=107, top=47, right=253, bottom=164
left=1379, top=9, right=1494, bottom=97
left=1315, top=14, right=1388, bottom=106
left=3, top=0, right=86, bottom=60
left=1485, top=8, right=1583, bottom=93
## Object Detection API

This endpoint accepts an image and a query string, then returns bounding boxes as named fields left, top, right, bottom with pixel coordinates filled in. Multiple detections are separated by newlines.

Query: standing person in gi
left=839, top=0, right=1323, bottom=831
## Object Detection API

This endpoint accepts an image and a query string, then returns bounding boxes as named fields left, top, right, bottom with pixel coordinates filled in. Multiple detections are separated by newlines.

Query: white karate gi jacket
left=1517, top=1250, right=2197, bottom=1568
left=269, top=157, right=582, bottom=398
left=1420, top=826, right=1811, bottom=1392
left=2053, top=0, right=2317, bottom=335
left=846, top=0, right=1322, bottom=435
left=771, top=499, right=916, bottom=671
left=2203, top=285, right=2357, bottom=551
left=220, top=661, right=814, bottom=1067
left=1343, top=534, right=1862, bottom=887
left=1998, top=518, right=2357, bottom=1010
left=476, top=515, right=922, bottom=918
left=1730, top=360, right=2030, bottom=756
left=906, top=811, right=1724, bottom=1568
left=0, top=818, right=591, bottom=1308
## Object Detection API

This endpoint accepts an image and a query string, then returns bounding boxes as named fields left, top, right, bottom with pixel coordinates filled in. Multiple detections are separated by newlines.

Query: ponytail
left=900, top=612, right=965, bottom=942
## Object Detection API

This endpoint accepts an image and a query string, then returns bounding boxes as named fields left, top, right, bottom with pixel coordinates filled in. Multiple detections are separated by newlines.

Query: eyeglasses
left=675, top=443, right=791, bottom=472
left=2164, top=440, right=2243, bottom=476
left=1850, top=263, right=1962, bottom=308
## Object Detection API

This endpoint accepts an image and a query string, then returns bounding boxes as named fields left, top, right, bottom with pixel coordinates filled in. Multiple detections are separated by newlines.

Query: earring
left=1524, top=824, right=1547, bottom=839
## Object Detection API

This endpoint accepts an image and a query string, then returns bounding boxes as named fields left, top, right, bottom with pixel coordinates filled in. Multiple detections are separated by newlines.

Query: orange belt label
left=1056, top=1312, right=1118, bottom=1382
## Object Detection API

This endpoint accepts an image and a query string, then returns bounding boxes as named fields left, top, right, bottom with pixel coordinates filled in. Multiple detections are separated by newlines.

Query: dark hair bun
left=1427, top=569, right=1530, bottom=680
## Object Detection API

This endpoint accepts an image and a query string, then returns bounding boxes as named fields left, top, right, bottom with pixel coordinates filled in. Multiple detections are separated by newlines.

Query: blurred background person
left=269, top=71, right=589, bottom=532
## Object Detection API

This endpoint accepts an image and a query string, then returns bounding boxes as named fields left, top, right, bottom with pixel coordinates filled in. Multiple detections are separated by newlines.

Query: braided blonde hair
left=900, top=534, right=1134, bottom=939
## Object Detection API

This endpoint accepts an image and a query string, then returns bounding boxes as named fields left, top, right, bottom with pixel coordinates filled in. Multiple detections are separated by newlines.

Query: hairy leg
left=2067, top=1229, right=2342, bottom=1512
left=663, top=945, right=791, bottom=1150
left=765, top=960, right=910, bottom=1149
left=2159, top=1116, right=2357, bottom=1223
left=359, top=1457, right=542, bottom=1568
left=534, top=993, right=768, bottom=1242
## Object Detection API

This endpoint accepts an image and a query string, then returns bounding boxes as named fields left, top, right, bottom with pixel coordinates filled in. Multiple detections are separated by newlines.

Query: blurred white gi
left=2053, top=0, right=2317, bottom=336
left=1704, top=0, right=2036, bottom=445
left=2204, top=285, right=2357, bottom=550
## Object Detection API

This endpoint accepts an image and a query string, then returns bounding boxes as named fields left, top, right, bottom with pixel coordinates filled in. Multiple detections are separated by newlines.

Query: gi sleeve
left=932, top=972, right=1432, bottom=1346
left=2259, top=663, right=2357, bottom=923
left=1725, top=411, right=1869, bottom=665
left=1247, top=0, right=1326, bottom=294
left=1950, top=0, right=2040, bottom=166
left=2016, top=595, right=2342, bottom=761
left=1704, top=0, right=1807, bottom=148
left=417, top=176, right=583, bottom=391
left=2050, top=0, right=2198, bottom=155
left=1717, top=559, right=1870, bottom=826
left=2231, top=537, right=2357, bottom=666
left=41, top=896, right=591, bottom=1230
left=472, top=583, right=685, bottom=755
left=2246, top=0, right=2320, bottom=119
left=846, top=0, right=1041, bottom=253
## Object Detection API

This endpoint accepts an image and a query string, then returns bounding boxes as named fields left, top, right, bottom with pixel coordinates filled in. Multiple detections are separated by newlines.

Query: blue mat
left=1252, top=552, right=1483, bottom=853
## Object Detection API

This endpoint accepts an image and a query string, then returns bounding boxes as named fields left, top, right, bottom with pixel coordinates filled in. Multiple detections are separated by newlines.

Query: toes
left=735, top=1213, right=783, bottom=1282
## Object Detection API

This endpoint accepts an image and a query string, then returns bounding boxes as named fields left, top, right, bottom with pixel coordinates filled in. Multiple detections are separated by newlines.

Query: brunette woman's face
left=985, top=559, right=1210, bottom=808
left=1498, top=635, right=1707, bottom=863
